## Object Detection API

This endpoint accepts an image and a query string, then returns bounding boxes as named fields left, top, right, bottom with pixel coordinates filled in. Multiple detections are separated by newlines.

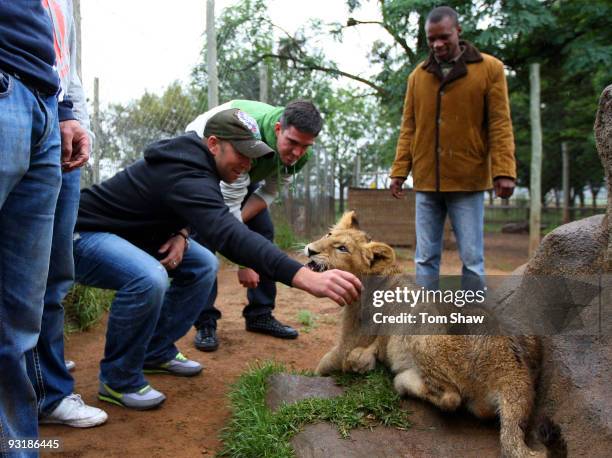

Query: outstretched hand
left=292, top=267, right=362, bottom=306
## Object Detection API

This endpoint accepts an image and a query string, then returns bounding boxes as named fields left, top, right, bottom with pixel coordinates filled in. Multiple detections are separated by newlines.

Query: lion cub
left=305, top=211, right=565, bottom=458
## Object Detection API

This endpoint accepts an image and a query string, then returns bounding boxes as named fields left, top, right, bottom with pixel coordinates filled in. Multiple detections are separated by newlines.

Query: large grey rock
left=291, top=417, right=500, bottom=458
left=265, top=374, right=345, bottom=411
left=524, top=215, right=607, bottom=276
left=536, top=336, right=612, bottom=457
left=270, top=376, right=501, bottom=458
left=491, top=216, right=608, bottom=335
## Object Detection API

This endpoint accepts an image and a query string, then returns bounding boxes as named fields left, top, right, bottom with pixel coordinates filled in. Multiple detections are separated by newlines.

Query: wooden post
left=529, top=63, right=543, bottom=256
left=259, top=62, right=268, bottom=104
left=206, top=0, right=218, bottom=108
left=74, top=0, right=82, bottom=81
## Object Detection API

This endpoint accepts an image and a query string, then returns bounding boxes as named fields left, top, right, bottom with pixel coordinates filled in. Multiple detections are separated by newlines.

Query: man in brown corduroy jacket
left=389, top=5, right=516, bottom=290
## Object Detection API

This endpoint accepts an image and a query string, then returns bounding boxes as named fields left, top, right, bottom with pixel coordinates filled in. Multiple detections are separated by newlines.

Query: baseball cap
left=204, top=108, right=274, bottom=159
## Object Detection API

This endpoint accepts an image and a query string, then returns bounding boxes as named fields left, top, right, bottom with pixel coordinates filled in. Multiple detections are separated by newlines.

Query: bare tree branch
left=239, top=53, right=389, bottom=96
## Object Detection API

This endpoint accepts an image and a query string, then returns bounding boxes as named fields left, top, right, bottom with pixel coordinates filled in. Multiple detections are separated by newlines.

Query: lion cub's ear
left=335, top=211, right=359, bottom=230
left=365, top=242, right=395, bottom=271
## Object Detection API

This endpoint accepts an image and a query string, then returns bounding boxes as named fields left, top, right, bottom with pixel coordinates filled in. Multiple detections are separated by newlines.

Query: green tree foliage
left=94, top=0, right=610, bottom=201
left=504, top=0, right=611, bottom=203
left=320, top=89, right=389, bottom=210
left=97, top=82, right=205, bottom=172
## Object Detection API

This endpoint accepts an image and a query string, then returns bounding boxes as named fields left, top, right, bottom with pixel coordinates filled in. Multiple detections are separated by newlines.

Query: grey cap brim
left=230, top=139, right=274, bottom=159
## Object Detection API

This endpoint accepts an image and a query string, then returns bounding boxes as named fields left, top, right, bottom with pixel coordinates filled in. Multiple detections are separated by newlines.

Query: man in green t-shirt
left=186, top=99, right=322, bottom=351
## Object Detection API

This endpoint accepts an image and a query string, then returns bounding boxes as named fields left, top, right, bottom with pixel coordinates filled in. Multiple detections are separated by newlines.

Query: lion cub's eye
left=336, top=245, right=349, bottom=253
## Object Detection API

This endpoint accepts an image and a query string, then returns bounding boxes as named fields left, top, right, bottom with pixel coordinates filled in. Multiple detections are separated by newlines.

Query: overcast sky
left=80, top=0, right=387, bottom=106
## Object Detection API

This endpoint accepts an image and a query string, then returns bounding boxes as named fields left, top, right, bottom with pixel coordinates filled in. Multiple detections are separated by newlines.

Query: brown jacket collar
left=422, top=40, right=483, bottom=86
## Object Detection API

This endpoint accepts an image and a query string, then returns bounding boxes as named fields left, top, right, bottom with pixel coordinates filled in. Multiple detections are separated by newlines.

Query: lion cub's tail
left=536, top=416, right=567, bottom=458
left=498, top=389, right=567, bottom=458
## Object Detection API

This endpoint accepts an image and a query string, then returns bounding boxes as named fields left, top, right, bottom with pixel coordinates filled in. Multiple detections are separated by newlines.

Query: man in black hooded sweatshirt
left=73, top=108, right=361, bottom=410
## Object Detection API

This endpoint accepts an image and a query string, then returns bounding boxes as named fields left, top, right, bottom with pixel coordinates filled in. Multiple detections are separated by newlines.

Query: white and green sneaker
left=98, top=383, right=165, bottom=410
left=143, top=352, right=203, bottom=377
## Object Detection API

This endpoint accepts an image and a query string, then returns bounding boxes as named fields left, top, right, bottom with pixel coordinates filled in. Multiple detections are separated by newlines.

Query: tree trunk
left=529, top=63, right=543, bottom=257
left=562, top=141, right=570, bottom=223
left=590, top=184, right=600, bottom=208
left=578, top=188, right=585, bottom=208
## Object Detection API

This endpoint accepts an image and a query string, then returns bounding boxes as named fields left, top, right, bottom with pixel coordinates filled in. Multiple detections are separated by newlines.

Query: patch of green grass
left=274, top=219, right=307, bottom=251
left=63, top=284, right=114, bottom=333
left=296, top=310, right=317, bottom=333
left=218, top=362, right=411, bottom=457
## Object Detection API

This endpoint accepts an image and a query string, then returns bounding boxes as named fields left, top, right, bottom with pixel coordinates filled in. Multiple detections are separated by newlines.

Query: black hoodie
left=76, top=132, right=302, bottom=286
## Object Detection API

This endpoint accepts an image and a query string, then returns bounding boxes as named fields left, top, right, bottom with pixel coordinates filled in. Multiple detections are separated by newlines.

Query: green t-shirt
left=229, top=100, right=311, bottom=184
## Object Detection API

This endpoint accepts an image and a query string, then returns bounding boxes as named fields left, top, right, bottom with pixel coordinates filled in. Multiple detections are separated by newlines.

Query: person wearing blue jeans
left=73, top=232, right=218, bottom=408
left=25, top=0, right=107, bottom=430
left=193, top=182, right=280, bottom=342
left=414, top=191, right=485, bottom=291
left=72, top=109, right=362, bottom=410
left=0, top=3, right=62, bottom=454
left=186, top=100, right=323, bottom=351
left=390, top=6, right=516, bottom=290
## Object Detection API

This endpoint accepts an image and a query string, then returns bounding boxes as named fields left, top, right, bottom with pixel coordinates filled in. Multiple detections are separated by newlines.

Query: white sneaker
left=40, top=394, right=108, bottom=428
left=65, top=360, right=76, bottom=371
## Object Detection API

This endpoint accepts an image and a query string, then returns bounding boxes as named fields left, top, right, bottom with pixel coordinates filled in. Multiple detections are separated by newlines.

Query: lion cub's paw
left=345, top=347, right=376, bottom=374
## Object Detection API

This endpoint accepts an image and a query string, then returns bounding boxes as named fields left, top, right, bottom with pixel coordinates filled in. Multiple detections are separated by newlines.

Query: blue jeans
left=194, top=183, right=276, bottom=329
left=73, top=232, right=218, bottom=392
left=415, top=191, right=485, bottom=291
left=0, top=72, right=61, bottom=456
left=26, top=169, right=81, bottom=415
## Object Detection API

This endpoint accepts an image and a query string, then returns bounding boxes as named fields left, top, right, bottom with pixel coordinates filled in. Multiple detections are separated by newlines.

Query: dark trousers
left=194, top=184, right=276, bottom=329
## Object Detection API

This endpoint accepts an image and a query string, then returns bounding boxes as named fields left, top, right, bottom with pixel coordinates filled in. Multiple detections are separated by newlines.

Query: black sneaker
left=194, top=326, right=219, bottom=352
left=245, top=314, right=299, bottom=339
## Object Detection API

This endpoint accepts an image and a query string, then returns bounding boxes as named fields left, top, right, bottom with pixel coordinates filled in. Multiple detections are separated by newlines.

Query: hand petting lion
left=305, top=211, right=566, bottom=458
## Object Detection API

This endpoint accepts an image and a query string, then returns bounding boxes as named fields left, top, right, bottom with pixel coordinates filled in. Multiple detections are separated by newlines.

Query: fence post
left=92, top=77, right=100, bottom=184
left=206, top=0, right=218, bottom=108
left=529, top=63, right=543, bottom=257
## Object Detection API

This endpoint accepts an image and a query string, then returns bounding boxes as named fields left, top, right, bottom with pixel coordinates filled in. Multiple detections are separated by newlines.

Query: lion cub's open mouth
left=305, top=260, right=327, bottom=272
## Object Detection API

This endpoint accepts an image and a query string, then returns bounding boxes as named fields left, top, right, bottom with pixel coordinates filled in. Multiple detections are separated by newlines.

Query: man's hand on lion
left=390, top=177, right=406, bottom=199
left=238, top=267, right=259, bottom=288
left=292, top=267, right=362, bottom=306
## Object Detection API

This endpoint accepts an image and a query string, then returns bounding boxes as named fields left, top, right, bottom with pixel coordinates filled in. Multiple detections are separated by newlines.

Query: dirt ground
left=43, top=232, right=529, bottom=457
